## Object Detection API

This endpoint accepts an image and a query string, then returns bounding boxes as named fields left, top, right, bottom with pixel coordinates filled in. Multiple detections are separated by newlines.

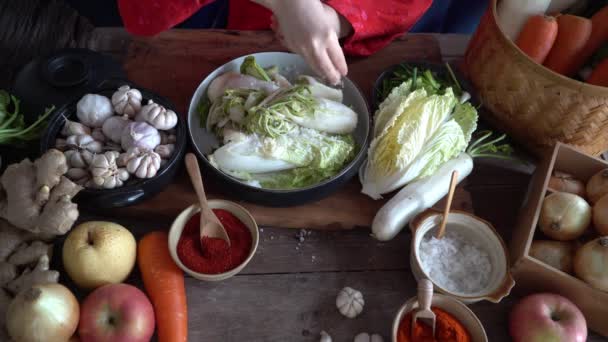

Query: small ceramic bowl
left=409, top=209, right=515, bottom=304
left=391, top=293, right=488, bottom=342
left=168, top=200, right=259, bottom=281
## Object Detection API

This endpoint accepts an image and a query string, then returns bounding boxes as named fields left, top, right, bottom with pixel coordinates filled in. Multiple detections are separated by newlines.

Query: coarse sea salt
left=419, top=227, right=492, bottom=294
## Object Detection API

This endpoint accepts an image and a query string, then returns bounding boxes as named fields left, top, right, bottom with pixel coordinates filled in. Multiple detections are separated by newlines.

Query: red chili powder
left=177, top=209, right=252, bottom=274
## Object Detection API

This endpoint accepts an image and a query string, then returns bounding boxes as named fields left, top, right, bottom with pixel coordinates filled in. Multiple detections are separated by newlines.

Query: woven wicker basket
left=464, top=0, right=608, bottom=157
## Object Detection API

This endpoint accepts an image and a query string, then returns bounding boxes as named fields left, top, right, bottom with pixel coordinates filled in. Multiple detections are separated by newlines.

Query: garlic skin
left=91, top=128, right=106, bottom=143
left=111, top=85, right=142, bottom=117
left=353, top=333, right=383, bottom=342
left=336, top=287, right=364, bottom=319
left=136, top=99, right=178, bottom=130
left=76, top=94, right=113, bottom=127
left=66, top=134, right=103, bottom=153
left=66, top=167, right=91, bottom=185
left=121, top=121, right=161, bottom=151
left=90, top=151, right=130, bottom=189
left=319, top=331, right=332, bottom=342
left=61, top=119, right=91, bottom=136
left=103, top=115, right=132, bottom=143
left=119, top=147, right=162, bottom=179
left=55, top=138, right=68, bottom=151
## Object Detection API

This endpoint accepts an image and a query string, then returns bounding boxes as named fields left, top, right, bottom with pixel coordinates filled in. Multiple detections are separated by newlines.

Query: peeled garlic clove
left=336, top=287, right=364, bottom=318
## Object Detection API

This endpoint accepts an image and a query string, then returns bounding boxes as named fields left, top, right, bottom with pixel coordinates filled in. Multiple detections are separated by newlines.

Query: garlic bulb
left=76, top=94, right=113, bottom=127
left=154, top=144, right=175, bottom=159
left=91, top=128, right=106, bottom=143
left=66, top=134, right=103, bottom=153
left=55, top=138, right=68, bottom=151
left=121, top=121, right=161, bottom=151
left=103, top=141, right=123, bottom=152
left=64, top=150, right=94, bottom=169
left=90, top=151, right=130, bottom=189
left=119, top=147, right=161, bottom=179
left=320, top=331, right=332, bottom=342
left=137, top=99, right=178, bottom=130
left=66, top=167, right=91, bottom=185
left=102, top=115, right=132, bottom=143
left=61, top=119, right=91, bottom=136
left=336, top=287, right=364, bottom=318
left=353, top=333, right=383, bottom=342
left=111, top=85, right=142, bottom=117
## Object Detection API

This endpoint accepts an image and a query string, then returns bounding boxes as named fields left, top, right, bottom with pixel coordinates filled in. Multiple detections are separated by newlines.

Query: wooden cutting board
left=108, top=30, right=472, bottom=229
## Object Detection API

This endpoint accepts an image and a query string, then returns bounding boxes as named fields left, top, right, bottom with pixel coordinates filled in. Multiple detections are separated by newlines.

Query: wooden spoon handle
left=185, top=153, right=211, bottom=213
left=436, top=170, right=459, bottom=239
left=418, top=278, right=433, bottom=310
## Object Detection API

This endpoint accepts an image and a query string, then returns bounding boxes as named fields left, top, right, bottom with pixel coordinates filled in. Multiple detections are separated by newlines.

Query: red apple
left=510, top=293, right=587, bottom=342
left=79, top=283, right=155, bottom=342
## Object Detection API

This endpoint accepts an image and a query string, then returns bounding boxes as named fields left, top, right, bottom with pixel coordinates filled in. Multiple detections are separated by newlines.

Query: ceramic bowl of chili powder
left=168, top=200, right=259, bottom=281
left=391, top=292, right=488, bottom=342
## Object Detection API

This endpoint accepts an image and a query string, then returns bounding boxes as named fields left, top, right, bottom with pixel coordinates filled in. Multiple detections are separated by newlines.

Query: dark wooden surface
left=79, top=29, right=607, bottom=341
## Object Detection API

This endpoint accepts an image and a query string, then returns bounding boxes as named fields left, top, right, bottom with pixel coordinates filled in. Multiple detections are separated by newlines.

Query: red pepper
left=177, top=209, right=252, bottom=274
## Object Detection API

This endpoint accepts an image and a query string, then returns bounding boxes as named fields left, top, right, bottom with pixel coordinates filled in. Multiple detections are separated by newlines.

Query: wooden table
left=76, top=30, right=606, bottom=341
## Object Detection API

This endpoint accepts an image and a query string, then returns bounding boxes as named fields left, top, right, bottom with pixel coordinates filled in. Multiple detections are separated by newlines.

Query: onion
left=529, top=240, right=574, bottom=273
left=593, top=194, right=608, bottom=235
left=574, top=237, right=608, bottom=291
left=548, top=171, right=585, bottom=197
left=6, top=283, right=79, bottom=342
left=586, top=168, right=608, bottom=204
left=539, top=192, right=591, bottom=241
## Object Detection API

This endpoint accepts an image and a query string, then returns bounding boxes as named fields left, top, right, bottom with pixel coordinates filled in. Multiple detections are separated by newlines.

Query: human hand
left=257, top=0, right=350, bottom=85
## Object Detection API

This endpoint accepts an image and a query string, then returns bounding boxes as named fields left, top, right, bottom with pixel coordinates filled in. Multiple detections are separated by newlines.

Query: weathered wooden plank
left=183, top=271, right=518, bottom=342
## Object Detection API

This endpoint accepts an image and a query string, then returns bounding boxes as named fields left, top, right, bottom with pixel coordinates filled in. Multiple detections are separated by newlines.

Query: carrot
left=516, top=15, right=558, bottom=64
left=544, top=15, right=593, bottom=76
left=138, top=231, right=188, bottom=342
left=572, top=6, right=608, bottom=72
left=587, top=59, right=608, bottom=86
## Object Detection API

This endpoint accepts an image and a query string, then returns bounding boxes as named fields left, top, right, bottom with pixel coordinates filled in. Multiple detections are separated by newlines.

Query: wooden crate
left=511, top=142, right=608, bottom=336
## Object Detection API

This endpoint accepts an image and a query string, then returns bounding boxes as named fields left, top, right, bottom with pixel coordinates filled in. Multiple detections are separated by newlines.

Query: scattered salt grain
left=295, top=229, right=308, bottom=242
left=419, top=228, right=492, bottom=294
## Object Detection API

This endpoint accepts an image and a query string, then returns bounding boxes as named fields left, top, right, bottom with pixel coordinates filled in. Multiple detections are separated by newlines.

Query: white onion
left=6, top=283, right=79, bottom=342
left=574, top=237, right=608, bottom=291
left=593, top=194, right=608, bottom=235
left=539, top=192, right=591, bottom=241
left=529, top=240, right=574, bottom=273
left=548, top=171, right=585, bottom=197
left=586, top=168, right=608, bottom=204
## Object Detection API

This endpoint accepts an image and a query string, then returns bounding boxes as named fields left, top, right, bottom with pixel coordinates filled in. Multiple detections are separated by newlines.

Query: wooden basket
left=464, top=0, right=608, bottom=157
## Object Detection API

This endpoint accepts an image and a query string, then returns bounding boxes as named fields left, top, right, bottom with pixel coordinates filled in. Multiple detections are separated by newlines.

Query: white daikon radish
left=497, top=0, right=551, bottom=40
left=371, top=153, right=473, bottom=241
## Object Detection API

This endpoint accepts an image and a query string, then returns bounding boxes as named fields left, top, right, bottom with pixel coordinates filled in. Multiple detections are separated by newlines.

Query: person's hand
left=256, top=0, right=351, bottom=85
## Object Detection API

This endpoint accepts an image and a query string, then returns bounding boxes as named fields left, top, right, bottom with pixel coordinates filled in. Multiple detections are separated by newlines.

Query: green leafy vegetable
left=240, top=56, right=272, bottom=82
left=0, top=91, right=54, bottom=145
left=466, top=130, right=516, bottom=160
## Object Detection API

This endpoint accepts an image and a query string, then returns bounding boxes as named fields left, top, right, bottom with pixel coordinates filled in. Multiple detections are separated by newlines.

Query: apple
left=509, top=293, right=587, bottom=342
left=63, top=221, right=136, bottom=289
left=79, top=283, right=155, bottom=342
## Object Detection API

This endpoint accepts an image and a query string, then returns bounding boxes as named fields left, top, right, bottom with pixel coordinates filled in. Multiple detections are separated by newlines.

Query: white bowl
left=409, top=209, right=515, bottom=303
left=391, top=293, right=488, bottom=342
left=168, top=200, right=259, bottom=281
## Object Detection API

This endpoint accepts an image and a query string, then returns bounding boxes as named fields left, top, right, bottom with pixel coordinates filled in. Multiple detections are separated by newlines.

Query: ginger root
left=8, top=241, right=52, bottom=266
left=0, top=262, right=16, bottom=287
left=6, top=255, right=59, bottom=295
left=0, top=149, right=82, bottom=236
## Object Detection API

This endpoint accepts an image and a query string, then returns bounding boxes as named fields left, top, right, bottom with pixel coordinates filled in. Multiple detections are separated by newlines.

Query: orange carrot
left=516, top=15, right=558, bottom=64
left=587, top=59, right=608, bottom=86
left=138, top=231, right=188, bottom=342
left=572, top=6, right=608, bottom=74
left=544, top=15, right=592, bottom=76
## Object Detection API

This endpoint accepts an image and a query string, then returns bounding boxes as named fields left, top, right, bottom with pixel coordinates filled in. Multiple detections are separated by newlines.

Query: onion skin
left=529, top=240, right=574, bottom=273
left=6, top=283, right=79, bottom=342
left=586, top=168, right=608, bottom=204
left=574, top=237, right=608, bottom=291
left=539, top=192, right=592, bottom=241
left=593, top=194, right=608, bottom=235
left=549, top=171, right=586, bottom=197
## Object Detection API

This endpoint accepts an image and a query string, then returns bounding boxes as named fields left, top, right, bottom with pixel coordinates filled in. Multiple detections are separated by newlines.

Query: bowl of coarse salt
left=409, top=209, right=515, bottom=304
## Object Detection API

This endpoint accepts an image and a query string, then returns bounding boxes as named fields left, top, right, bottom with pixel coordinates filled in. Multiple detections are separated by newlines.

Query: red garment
left=118, top=0, right=432, bottom=56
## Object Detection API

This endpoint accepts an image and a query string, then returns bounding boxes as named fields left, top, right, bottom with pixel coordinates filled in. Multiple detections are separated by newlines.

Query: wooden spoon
left=435, top=170, right=459, bottom=239
left=184, top=153, right=230, bottom=247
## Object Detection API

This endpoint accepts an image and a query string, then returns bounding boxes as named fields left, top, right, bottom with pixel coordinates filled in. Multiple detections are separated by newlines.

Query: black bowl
left=371, top=61, right=480, bottom=112
left=187, top=52, right=372, bottom=207
left=40, top=79, right=187, bottom=209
